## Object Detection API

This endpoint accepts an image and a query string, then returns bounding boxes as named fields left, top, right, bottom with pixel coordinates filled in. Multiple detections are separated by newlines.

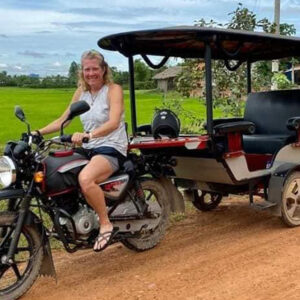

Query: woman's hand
left=71, top=132, right=90, bottom=145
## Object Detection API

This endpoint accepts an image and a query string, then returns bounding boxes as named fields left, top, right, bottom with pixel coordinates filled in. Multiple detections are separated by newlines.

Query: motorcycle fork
left=5, top=183, right=34, bottom=264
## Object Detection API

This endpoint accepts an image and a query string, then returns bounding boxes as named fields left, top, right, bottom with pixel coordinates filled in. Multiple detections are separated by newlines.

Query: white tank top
left=79, top=85, right=128, bottom=156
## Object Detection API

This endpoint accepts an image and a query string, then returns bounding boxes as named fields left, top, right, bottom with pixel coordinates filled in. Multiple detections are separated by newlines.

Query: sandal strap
left=95, top=230, right=113, bottom=244
left=94, top=228, right=118, bottom=252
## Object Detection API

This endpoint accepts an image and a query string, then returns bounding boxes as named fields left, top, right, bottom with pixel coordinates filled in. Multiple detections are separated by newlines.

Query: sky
left=0, top=0, right=300, bottom=76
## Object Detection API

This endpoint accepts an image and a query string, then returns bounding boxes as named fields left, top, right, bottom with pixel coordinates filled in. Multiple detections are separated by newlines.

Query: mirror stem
left=25, top=122, right=31, bottom=135
left=60, top=119, right=68, bottom=136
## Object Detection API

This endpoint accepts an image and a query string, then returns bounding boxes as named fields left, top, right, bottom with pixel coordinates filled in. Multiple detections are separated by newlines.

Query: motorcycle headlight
left=0, top=156, right=16, bottom=188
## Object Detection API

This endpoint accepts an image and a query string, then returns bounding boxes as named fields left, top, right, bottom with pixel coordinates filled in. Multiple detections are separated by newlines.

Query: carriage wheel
left=192, top=190, right=222, bottom=211
left=281, top=172, right=300, bottom=227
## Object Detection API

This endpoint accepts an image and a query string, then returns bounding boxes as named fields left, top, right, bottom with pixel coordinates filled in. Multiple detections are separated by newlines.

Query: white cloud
left=14, top=65, right=22, bottom=70
left=0, top=63, right=7, bottom=68
left=53, top=61, right=61, bottom=67
left=0, top=7, right=99, bottom=35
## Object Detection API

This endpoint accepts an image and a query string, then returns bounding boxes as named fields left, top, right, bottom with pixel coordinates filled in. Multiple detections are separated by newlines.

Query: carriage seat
left=242, top=90, right=300, bottom=154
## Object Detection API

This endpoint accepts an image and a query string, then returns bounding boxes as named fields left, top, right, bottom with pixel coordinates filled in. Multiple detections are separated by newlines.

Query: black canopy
left=98, top=26, right=300, bottom=61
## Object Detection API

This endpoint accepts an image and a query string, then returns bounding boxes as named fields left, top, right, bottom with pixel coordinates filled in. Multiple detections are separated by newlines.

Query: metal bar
left=272, top=0, right=281, bottom=90
left=128, top=56, right=137, bottom=135
left=6, top=195, right=31, bottom=261
left=247, top=60, right=252, bottom=94
left=205, top=43, right=213, bottom=135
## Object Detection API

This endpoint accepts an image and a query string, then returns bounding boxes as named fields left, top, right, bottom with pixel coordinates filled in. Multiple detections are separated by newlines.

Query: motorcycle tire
left=121, top=179, right=170, bottom=252
left=0, top=211, right=43, bottom=300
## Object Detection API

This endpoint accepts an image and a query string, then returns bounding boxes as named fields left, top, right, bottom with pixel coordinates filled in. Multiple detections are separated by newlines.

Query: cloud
left=52, top=19, right=175, bottom=32
left=0, top=63, right=8, bottom=68
left=0, top=34, right=8, bottom=38
left=35, top=30, right=53, bottom=34
left=18, top=50, right=46, bottom=58
left=18, top=50, right=76, bottom=59
left=14, top=65, right=22, bottom=70
left=67, top=6, right=166, bottom=19
left=53, top=61, right=61, bottom=67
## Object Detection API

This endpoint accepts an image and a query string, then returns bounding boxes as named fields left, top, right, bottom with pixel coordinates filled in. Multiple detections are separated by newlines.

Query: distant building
left=153, top=66, right=182, bottom=92
left=285, top=64, right=300, bottom=85
left=29, top=73, right=39, bottom=78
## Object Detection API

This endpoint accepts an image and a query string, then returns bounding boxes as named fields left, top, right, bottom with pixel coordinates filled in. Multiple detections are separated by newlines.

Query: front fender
left=24, top=211, right=57, bottom=279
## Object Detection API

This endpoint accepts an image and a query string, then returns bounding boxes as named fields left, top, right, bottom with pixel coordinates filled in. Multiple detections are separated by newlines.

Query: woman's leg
left=78, top=155, right=114, bottom=250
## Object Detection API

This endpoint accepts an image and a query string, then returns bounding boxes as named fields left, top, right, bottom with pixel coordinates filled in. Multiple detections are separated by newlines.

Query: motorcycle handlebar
left=60, top=134, right=89, bottom=143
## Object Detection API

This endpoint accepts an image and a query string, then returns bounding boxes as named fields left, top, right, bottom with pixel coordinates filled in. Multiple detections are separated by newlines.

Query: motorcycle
left=0, top=101, right=170, bottom=300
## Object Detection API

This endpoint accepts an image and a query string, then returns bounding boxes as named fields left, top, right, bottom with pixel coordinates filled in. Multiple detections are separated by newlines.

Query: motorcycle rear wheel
left=0, top=212, right=43, bottom=300
left=121, top=179, right=170, bottom=252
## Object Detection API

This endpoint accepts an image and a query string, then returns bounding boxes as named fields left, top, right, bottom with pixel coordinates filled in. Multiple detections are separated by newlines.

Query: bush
left=134, top=80, right=156, bottom=90
left=271, top=73, right=294, bottom=90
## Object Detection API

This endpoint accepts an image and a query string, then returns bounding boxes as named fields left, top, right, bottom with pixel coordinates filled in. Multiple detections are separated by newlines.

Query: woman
left=34, top=50, right=128, bottom=251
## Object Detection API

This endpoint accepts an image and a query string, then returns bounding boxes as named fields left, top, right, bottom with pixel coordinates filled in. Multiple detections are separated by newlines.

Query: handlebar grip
left=60, top=134, right=90, bottom=143
left=60, top=134, right=72, bottom=143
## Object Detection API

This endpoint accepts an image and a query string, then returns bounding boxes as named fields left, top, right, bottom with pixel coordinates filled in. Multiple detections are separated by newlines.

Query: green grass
left=0, top=87, right=224, bottom=146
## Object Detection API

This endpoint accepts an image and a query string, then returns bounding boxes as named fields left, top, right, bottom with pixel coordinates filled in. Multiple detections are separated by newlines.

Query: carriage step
left=250, top=201, right=277, bottom=210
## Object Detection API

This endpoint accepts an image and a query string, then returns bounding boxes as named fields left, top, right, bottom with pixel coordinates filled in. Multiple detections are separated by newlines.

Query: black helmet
left=151, top=109, right=180, bottom=139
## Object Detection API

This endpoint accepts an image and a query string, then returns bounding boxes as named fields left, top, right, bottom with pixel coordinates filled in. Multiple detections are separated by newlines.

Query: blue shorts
left=76, top=146, right=126, bottom=172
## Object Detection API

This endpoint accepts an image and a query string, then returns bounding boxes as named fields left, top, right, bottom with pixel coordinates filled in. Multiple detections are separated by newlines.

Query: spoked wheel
left=121, top=179, right=170, bottom=252
left=192, top=190, right=222, bottom=211
left=0, top=212, right=43, bottom=300
left=281, top=172, right=300, bottom=227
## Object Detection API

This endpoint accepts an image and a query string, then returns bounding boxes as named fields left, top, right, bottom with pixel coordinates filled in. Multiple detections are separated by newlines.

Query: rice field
left=0, top=87, right=223, bottom=147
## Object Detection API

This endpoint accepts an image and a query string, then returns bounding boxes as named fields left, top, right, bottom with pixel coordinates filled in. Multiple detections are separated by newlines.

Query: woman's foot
left=94, top=224, right=115, bottom=252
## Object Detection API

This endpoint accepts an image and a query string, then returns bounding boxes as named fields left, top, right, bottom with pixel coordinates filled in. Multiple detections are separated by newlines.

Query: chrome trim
left=57, top=160, right=89, bottom=173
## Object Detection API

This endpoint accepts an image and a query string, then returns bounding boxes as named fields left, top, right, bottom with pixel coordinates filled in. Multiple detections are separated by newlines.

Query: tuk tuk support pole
left=247, top=60, right=252, bottom=94
left=205, top=44, right=213, bottom=135
left=128, top=56, right=137, bottom=135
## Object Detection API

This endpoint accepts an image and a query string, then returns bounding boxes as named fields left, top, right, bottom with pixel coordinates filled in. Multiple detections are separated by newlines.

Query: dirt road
left=24, top=196, right=300, bottom=300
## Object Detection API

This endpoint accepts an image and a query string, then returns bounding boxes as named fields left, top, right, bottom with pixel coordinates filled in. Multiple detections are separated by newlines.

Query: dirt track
left=23, top=196, right=300, bottom=300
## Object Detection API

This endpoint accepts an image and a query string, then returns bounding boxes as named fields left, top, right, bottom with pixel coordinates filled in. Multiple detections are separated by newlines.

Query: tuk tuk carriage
left=98, top=26, right=300, bottom=227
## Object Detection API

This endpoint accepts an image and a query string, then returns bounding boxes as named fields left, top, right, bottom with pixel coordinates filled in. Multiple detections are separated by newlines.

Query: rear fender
left=268, top=163, right=298, bottom=216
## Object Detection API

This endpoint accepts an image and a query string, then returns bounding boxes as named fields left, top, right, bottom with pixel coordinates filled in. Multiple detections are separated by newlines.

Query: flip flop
left=93, top=228, right=118, bottom=252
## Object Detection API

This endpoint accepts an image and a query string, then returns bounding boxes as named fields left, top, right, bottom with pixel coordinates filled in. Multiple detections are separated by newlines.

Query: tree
left=134, top=59, right=153, bottom=82
left=111, top=67, right=129, bottom=86
left=68, top=61, right=79, bottom=86
left=177, top=3, right=297, bottom=116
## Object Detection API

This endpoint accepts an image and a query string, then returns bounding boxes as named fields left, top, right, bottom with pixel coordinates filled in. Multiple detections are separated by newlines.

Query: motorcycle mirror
left=15, top=106, right=26, bottom=122
left=60, top=101, right=90, bottom=137
left=67, top=101, right=90, bottom=121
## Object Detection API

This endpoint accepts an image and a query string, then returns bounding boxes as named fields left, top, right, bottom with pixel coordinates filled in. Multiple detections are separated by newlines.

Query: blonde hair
left=78, top=49, right=112, bottom=91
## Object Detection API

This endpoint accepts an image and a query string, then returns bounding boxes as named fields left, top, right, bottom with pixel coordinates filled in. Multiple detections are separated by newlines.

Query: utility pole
left=271, top=0, right=280, bottom=90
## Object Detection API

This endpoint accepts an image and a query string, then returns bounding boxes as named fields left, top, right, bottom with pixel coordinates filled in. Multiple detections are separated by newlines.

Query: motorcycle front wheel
left=0, top=212, right=43, bottom=300
left=121, top=179, right=170, bottom=252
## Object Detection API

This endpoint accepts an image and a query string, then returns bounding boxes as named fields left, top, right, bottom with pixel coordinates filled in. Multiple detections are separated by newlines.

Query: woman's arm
left=38, top=87, right=82, bottom=135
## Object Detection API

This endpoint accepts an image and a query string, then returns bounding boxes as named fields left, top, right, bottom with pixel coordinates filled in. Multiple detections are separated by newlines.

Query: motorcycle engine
left=61, top=205, right=99, bottom=239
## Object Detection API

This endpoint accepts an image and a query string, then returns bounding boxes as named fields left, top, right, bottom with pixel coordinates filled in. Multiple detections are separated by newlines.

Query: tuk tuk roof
left=98, top=26, right=300, bottom=61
